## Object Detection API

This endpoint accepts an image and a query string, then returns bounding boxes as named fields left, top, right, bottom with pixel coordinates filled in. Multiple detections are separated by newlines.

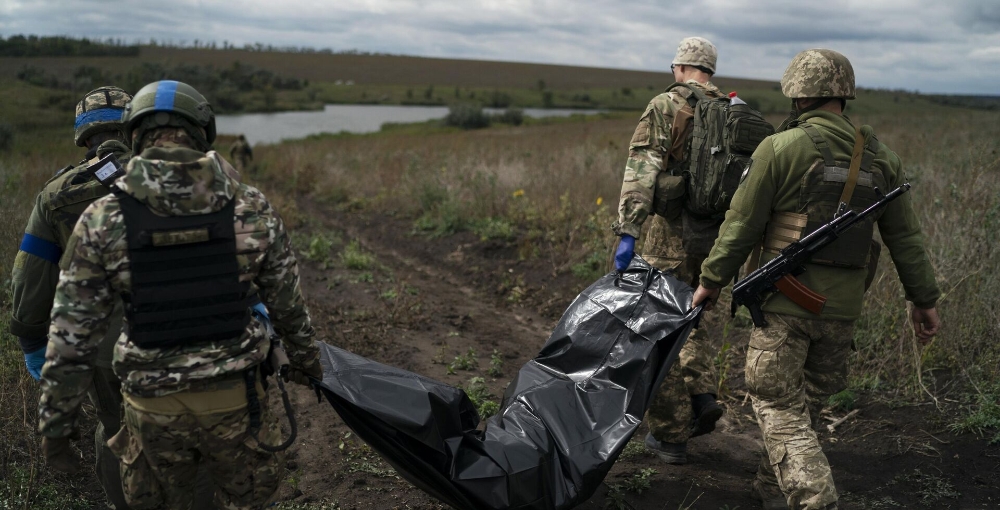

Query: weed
left=621, top=468, right=656, bottom=494
left=0, top=466, right=89, bottom=510
left=464, top=377, right=500, bottom=419
left=602, top=485, right=632, bottom=510
left=616, top=440, right=651, bottom=461
left=488, top=349, right=504, bottom=377
left=338, top=432, right=397, bottom=479
left=447, top=347, right=478, bottom=375
left=353, top=272, right=374, bottom=283
left=474, top=217, right=515, bottom=241
left=340, top=240, right=375, bottom=270
left=444, top=104, right=490, bottom=129
left=303, top=233, right=336, bottom=265
left=948, top=383, right=1000, bottom=444
left=570, top=249, right=607, bottom=281
left=827, top=390, right=857, bottom=412
left=274, top=500, right=342, bottom=510
left=894, top=469, right=960, bottom=504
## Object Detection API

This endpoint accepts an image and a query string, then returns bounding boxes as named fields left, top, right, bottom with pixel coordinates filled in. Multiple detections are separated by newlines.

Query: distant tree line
left=17, top=61, right=305, bottom=112
left=0, top=34, right=139, bottom=57
left=0, top=33, right=392, bottom=57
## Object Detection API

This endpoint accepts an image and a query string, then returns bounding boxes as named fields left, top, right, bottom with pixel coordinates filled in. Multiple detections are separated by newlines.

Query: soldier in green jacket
left=612, top=36, right=727, bottom=464
left=692, top=50, right=941, bottom=509
left=10, top=86, right=133, bottom=509
left=37, top=80, right=322, bottom=510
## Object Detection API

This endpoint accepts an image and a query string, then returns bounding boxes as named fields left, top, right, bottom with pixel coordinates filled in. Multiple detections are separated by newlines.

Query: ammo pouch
left=652, top=173, right=686, bottom=219
left=117, top=191, right=251, bottom=348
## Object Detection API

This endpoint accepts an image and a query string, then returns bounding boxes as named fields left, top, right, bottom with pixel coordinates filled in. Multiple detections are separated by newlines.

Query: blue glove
left=25, top=346, right=46, bottom=381
left=251, top=302, right=276, bottom=338
left=614, top=235, right=636, bottom=272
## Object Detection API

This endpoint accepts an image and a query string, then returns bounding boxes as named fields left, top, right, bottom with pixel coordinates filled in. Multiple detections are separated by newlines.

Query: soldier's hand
left=287, top=359, right=323, bottom=387
left=614, top=235, right=636, bottom=272
left=691, top=285, right=721, bottom=312
left=911, top=306, right=940, bottom=342
left=42, top=435, right=81, bottom=475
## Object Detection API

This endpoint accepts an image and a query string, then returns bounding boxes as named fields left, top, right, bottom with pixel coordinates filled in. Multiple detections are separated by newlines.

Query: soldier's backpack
left=666, top=82, right=775, bottom=218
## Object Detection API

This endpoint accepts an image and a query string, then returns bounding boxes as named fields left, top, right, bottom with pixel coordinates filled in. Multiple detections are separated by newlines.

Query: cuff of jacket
left=913, top=299, right=938, bottom=310
left=18, top=336, right=48, bottom=354
left=9, top=317, right=49, bottom=341
left=612, top=221, right=642, bottom=239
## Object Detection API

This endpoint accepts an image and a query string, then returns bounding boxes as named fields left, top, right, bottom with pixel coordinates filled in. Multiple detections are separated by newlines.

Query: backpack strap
left=665, top=81, right=707, bottom=107
left=797, top=123, right=837, bottom=168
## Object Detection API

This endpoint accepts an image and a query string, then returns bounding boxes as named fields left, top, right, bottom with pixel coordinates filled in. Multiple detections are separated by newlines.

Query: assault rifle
left=732, top=183, right=911, bottom=327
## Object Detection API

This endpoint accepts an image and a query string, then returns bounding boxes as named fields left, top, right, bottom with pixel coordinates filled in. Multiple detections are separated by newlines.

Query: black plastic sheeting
left=314, top=257, right=701, bottom=510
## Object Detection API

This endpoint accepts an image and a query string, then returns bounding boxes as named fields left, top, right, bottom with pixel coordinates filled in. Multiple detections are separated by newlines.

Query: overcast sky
left=3, top=0, right=998, bottom=95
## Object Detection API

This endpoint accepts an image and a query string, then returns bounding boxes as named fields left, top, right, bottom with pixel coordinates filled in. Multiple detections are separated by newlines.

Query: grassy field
left=1, top=47, right=998, bottom=507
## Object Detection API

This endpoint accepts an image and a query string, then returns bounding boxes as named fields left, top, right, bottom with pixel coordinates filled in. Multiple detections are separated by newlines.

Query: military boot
left=751, top=478, right=788, bottom=510
left=644, top=433, right=686, bottom=465
left=690, top=393, right=724, bottom=437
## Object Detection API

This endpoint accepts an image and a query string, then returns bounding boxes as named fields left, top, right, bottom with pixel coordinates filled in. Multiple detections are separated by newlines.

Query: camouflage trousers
left=108, top=376, right=283, bottom=510
left=747, top=312, right=854, bottom=510
left=642, top=212, right=722, bottom=443
left=89, top=365, right=131, bottom=510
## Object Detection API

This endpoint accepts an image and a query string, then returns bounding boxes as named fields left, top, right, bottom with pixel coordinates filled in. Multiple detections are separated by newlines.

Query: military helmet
left=74, top=86, right=132, bottom=147
left=672, top=37, right=717, bottom=74
left=780, top=49, right=856, bottom=100
left=122, top=80, right=216, bottom=144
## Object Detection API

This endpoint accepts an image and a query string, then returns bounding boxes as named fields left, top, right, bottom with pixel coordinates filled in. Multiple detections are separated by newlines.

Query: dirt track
left=278, top=202, right=1000, bottom=510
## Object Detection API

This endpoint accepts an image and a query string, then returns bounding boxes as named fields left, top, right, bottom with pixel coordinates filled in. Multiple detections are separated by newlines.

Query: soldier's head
left=74, top=86, right=132, bottom=149
left=238, top=134, right=246, bottom=141
left=781, top=49, right=855, bottom=113
left=672, top=37, right=717, bottom=82
left=122, top=80, right=216, bottom=153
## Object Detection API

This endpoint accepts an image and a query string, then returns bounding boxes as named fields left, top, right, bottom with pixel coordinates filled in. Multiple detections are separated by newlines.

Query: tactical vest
left=116, top=191, right=251, bottom=348
left=772, top=123, right=886, bottom=269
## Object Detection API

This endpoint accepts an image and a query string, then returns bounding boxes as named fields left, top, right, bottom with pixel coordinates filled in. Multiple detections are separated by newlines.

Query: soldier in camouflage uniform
left=37, top=80, right=322, bottom=510
left=10, top=86, right=133, bottom=509
left=692, top=50, right=941, bottom=509
left=230, top=134, right=253, bottom=173
left=611, top=36, right=726, bottom=464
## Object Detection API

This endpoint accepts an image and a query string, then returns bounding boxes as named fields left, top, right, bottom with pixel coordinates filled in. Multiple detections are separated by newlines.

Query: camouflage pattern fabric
left=230, top=138, right=253, bottom=173
left=75, top=86, right=131, bottom=147
left=746, top=312, right=853, bottom=510
left=109, top=376, right=282, bottom=510
left=9, top=142, right=129, bottom=346
left=613, top=80, right=723, bottom=238
left=90, top=365, right=131, bottom=509
left=38, top=143, right=317, bottom=439
left=672, top=37, right=718, bottom=74
left=780, top=49, right=856, bottom=100
left=643, top=229, right=723, bottom=443
left=134, top=117, right=212, bottom=153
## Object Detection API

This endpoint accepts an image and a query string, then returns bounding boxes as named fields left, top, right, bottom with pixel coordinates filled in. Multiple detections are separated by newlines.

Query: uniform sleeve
left=10, top=192, right=62, bottom=345
left=38, top=208, right=114, bottom=438
left=700, top=140, right=779, bottom=288
left=613, top=99, right=673, bottom=238
left=256, top=206, right=318, bottom=368
left=875, top=152, right=941, bottom=308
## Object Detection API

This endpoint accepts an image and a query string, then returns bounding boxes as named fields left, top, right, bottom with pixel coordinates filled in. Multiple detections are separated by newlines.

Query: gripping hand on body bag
left=614, top=235, right=636, bottom=272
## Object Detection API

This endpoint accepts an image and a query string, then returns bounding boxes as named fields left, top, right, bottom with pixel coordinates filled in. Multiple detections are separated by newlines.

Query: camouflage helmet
left=780, top=49, right=856, bottom=100
left=74, top=86, right=132, bottom=147
left=122, top=80, right=216, bottom=144
left=672, top=37, right=717, bottom=74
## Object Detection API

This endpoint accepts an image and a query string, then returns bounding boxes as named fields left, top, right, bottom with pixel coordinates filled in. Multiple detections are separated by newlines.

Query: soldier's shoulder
left=647, top=90, right=683, bottom=115
left=769, top=124, right=816, bottom=156
left=40, top=163, right=107, bottom=210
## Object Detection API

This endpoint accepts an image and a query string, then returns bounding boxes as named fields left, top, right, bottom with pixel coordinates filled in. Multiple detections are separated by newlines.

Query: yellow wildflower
left=596, top=197, right=603, bottom=206
left=512, top=189, right=525, bottom=198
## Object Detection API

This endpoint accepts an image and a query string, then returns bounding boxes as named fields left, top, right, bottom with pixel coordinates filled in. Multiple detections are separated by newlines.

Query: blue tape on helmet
left=154, top=80, right=179, bottom=111
left=74, top=108, right=124, bottom=130
left=19, top=233, right=62, bottom=265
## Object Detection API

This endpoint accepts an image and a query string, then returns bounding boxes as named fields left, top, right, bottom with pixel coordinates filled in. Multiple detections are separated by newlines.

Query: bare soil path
left=278, top=202, right=1000, bottom=510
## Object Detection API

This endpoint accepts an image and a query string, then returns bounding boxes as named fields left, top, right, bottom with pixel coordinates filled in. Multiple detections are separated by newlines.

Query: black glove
left=287, top=359, right=322, bottom=387
left=42, top=435, right=80, bottom=475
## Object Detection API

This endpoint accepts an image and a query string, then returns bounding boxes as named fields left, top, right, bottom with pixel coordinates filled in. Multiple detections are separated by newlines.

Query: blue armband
left=19, top=233, right=62, bottom=265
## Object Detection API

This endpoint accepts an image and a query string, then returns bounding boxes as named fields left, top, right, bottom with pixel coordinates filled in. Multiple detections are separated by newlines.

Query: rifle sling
left=840, top=126, right=866, bottom=206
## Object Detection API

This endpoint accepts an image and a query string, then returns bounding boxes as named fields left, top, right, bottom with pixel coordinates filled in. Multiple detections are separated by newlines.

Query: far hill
left=0, top=45, right=775, bottom=92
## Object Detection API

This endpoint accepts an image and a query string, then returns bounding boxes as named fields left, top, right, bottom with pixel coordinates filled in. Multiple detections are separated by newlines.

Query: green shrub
left=474, top=217, right=515, bottom=241
left=444, top=104, right=490, bottom=130
left=339, top=240, right=375, bottom=270
left=494, top=107, right=524, bottom=126
left=464, top=376, right=500, bottom=419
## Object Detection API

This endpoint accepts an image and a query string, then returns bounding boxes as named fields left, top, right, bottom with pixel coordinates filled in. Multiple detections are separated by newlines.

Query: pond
left=215, top=104, right=605, bottom=145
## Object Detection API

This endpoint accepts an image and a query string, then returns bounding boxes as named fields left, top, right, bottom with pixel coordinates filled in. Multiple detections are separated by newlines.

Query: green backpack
left=667, top=82, right=775, bottom=218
